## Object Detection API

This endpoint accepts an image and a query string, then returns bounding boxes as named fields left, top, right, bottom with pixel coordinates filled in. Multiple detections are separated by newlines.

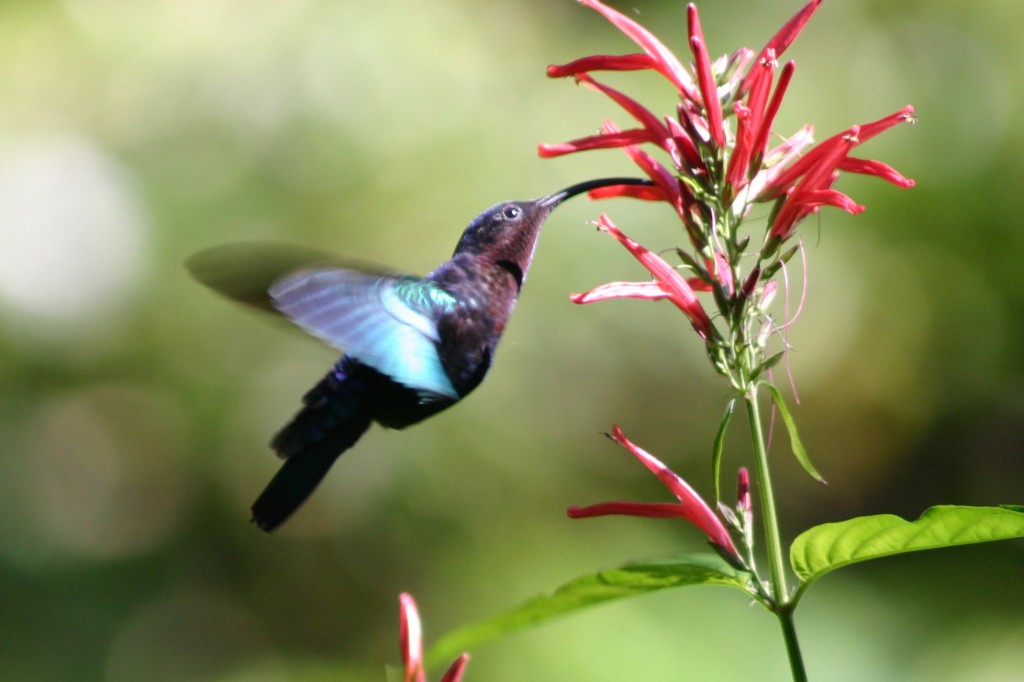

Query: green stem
left=744, top=387, right=788, bottom=603
left=745, top=386, right=807, bottom=680
left=777, top=606, right=808, bottom=682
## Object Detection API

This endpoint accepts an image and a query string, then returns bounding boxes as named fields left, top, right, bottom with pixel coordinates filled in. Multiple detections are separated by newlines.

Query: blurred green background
left=1, top=0, right=1021, bottom=680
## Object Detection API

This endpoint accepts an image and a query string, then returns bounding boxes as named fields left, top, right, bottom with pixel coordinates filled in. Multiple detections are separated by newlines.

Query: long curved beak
left=538, top=177, right=654, bottom=209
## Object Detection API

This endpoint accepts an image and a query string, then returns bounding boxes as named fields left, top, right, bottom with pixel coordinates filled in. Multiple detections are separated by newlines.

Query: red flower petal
left=837, top=157, right=915, bottom=188
left=602, top=120, right=686, bottom=215
left=571, top=280, right=670, bottom=304
left=440, top=654, right=470, bottom=682
left=725, top=102, right=754, bottom=192
left=764, top=124, right=814, bottom=166
left=763, top=0, right=824, bottom=56
left=751, top=60, right=795, bottom=163
left=741, top=0, right=823, bottom=93
left=547, top=53, right=656, bottom=78
left=568, top=501, right=692, bottom=519
left=663, top=115, right=703, bottom=171
left=766, top=106, right=914, bottom=197
left=538, top=129, right=655, bottom=158
left=605, top=425, right=740, bottom=557
left=765, top=125, right=858, bottom=198
left=687, top=4, right=724, bottom=146
left=736, top=467, right=752, bottom=516
left=686, top=277, right=713, bottom=292
left=579, top=0, right=699, bottom=101
left=587, top=183, right=667, bottom=201
left=399, top=593, right=425, bottom=682
left=597, top=214, right=713, bottom=338
left=799, top=129, right=856, bottom=194
left=753, top=124, right=814, bottom=195
left=727, top=47, right=778, bottom=192
left=771, top=185, right=863, bottom=241
left=578, top=74, right=672, bottom=147
left=399, top=593, right=468, bottom=682
left=708, top=251, right=734, bottom=294
left=856, top=105, right=916, bottom=145
left=797, top=187, right=864, bottom=214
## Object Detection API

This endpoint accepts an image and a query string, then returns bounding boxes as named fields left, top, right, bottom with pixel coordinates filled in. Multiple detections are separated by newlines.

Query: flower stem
left=744, top=385, right=807, bottom=680
left=744, top=386, right=788, bottom=602
left=777, top=605, right=808, bottom=682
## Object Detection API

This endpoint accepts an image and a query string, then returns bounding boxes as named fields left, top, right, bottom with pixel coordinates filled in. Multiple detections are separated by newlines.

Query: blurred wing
left=185, top=241, right=358, bottom=313
left=270, top=268, right=460, bottom=399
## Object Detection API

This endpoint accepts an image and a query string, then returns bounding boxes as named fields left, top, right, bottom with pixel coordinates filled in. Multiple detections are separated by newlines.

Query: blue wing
left=269, top=267, right=460, bottom=399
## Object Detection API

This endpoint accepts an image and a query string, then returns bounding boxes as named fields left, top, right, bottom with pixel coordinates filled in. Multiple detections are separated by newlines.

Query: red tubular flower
left=568, top=425, right=740, bottom=560
left=587, top=183, right=667, bottom=202
left=571, top=214, right=713, bottom=339
left=743, top=50, right=777, bottom=151
left=751, top=60, right=795, bottom=165
left=400, top=593, right=469, bottom=682
left=578, top=74, right=673, bottom=144
left=765, top=106, right=915, bottom=198
left=663, top=115, right=703, bottom=171
left=687, top=3, right=724, bottom=147
left=678, top=252, right=734, bottom=294
left=400, top=593, right=426, bottom=682
left=602, top=120, right=690, bottom=221
left=734, top=467, right=754, bottom=549
left=856, top=105, right=918, bottom=143
left=727, top=50, right=777, bottom=193
left=737, top=467, right=752, bottom=520
left=762, top=108, right=916, bottom=242
left=578, top=0, right=699, bottom=102
left=767, top=126, right=855, bottom=241
left=725, top=102, right=755, bottom=193
left=546, top=53, right=655, bottom=78
left=837, top=157, right=915, bottom=188
left=740, top=0, right=823, bottom=94
left=537, top=129, right=656, bottom=158
left=747, top=124, right=814, bottom=203
left=439, top=656, right=470, bottom=682
left=571, top=280, right=671, bottom=303
left=538, top=74, right=684, bottom=166
left=708, top=251, right=734, bottom=294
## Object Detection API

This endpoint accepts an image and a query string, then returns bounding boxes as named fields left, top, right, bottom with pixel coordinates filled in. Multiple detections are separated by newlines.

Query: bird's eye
left=502, top=206, right=522, bottom=220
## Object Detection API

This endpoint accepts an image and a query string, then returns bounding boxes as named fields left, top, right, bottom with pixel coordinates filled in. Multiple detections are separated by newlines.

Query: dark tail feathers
left=251, top=371, right=372, bottom=532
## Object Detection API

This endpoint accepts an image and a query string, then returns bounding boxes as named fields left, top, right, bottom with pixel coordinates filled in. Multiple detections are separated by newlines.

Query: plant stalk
left=744, top=387, right=788, bottom=602
left=744, top=386, right=807, bottom=680
left=777, top=606, right=808, bottom=682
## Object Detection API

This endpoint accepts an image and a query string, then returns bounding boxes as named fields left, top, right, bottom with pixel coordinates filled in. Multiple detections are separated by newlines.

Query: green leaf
left=763, top=383, right=825, bottom=484
left=752, top=351, right=785, bottom=379
left=791, top=505, right=1024, bottom=597
left=426, top=556, right=753, bottom=667
left=712, top=398, right=736, bottom=502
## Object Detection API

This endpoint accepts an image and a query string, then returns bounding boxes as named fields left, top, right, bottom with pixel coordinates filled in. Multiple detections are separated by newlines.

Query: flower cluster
left=548, top=0, right=913, bottom=562
left=542, top=0, right=914, bottom=388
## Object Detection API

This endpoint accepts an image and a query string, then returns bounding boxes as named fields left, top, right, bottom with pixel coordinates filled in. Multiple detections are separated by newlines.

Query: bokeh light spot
left=0, top=135, right=149, bottom=334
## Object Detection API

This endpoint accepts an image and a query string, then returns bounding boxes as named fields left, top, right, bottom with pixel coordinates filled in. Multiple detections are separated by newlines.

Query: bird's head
left=452, top=177, right=653, bottom=276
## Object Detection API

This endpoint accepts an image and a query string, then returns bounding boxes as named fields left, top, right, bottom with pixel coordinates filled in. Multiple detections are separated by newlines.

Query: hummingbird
left=188, top=176, right=651, bottom=531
